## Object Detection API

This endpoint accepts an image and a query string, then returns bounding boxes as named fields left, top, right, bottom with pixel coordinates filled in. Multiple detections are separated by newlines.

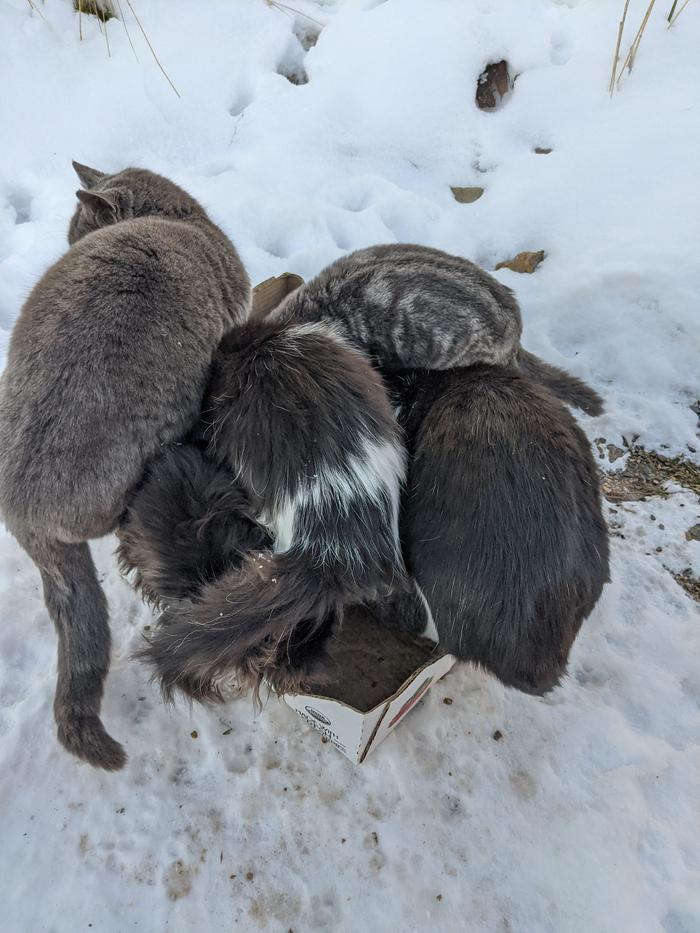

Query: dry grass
left=266, top=1, right=323, bottom=28
left=601, top=446, right=700, bottom=603
left=25, top=0, right=48, bottom=23
left=668, top=0, right=692, bottom=26
left=672, top=570, right=700, bottom=602
left=610, top=0, right=631, bottom=95
left=614, top=0, right=657, bottom=89
left=74, top=0, right=115, bottom=24
left=30, top=0, right=175, bottom=95
left=124, top=0, right=180, bottom=97
left=608, top=0, right=691, bottom=92
left=114, top=0, right=139, bottom=62
left=602, top=447, right=700, bottom=502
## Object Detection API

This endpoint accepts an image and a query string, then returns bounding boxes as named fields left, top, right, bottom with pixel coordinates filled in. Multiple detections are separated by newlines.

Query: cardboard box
left=253, top=273, right=456, bottom=762
left=281, top=612, right=455, bottom=764
left=251, top=272, right=304, bottom=321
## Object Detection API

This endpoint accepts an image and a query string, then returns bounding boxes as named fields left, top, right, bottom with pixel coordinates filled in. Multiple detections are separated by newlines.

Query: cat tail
left=516, top=348, right=604, bottom=416
left=138, top=549, right=339, bottom=703
left=14, top=529, right=126, bottom=771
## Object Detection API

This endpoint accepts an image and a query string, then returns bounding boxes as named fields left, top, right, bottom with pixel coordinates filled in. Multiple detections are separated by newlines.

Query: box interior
left=315, top=607, right=442, bottom=713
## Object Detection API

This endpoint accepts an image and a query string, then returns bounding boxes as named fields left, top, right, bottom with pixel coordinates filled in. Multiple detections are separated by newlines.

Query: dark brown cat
left=386, top=364, right=610, bottom=693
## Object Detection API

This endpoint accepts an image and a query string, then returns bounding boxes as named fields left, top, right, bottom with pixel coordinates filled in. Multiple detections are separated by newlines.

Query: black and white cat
left=122, top=319, right=407, bottom=700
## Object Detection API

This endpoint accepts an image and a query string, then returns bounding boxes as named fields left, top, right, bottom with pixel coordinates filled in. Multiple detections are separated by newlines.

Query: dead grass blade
left=267, top=1, right=323, bottom=27
left=668, top=0, right=691, bottom=25
left=114, top=0, right=139, bottom=62
left=610, top=0, right=631, bottom=95
left=124, top=0, right=180, bottom=97
left=617, top=0, right=657, bottom=86
left=25, top=0, right=48, bottom=23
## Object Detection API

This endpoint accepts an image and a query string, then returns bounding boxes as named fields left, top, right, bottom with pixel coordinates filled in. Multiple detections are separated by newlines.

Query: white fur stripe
left=414, top=582, right=439, bottom=643
left=266, top=433, right=405, bottom=560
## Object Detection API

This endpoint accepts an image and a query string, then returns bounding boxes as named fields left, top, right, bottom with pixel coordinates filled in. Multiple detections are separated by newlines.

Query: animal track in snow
left=549, top=30, right=573, bottom=67
left=229, top=89, right=254, bottom=118
left=276, top=33, right=309, bottom=86
left=6, top=189, right=32, bottom=224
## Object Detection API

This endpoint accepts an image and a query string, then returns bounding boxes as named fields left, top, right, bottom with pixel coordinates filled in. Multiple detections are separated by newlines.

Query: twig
left=78, top=0, right=83, bottom=40
left=114, top=0, right=139, bottom=62
left=667, top=0, right=679, bottom=19
left=267, top=1, right=323, bottom=27
left=271, top=2, right=292, bottom=21
left=668, top=0, right=691, bottom=25
left=610, top=0, right=631, bottom=95
left=616, top=0, right=657, bottom=86
left=104, top=15, right=111, bottom=57
left=124, top=0, right=180, bottom=97
left=629, top=0, right=656, bottom=69
left=26, top=0, right=48, bottom=22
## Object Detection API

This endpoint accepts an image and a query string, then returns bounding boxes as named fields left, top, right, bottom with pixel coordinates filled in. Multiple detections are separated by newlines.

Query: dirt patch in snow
left=601, top=448, right=700, bottom=502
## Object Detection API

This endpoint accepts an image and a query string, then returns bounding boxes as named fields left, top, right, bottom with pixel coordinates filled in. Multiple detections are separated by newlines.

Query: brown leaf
left=495, top=250, right=545, bottom=274
left=451, top=186, right=484, bottom=203
left=476, top=60, right=510, bottom=110
left=685, top=524, right=700, bottom=542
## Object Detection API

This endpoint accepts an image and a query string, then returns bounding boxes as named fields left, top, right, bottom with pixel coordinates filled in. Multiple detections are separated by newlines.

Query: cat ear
left=75, top=188, right=134, bottom=226
left=72, top=161, right=107, bottom=189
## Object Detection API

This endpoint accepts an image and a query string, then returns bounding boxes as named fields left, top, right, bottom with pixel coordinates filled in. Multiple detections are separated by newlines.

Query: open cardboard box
left=281, top=611, right=455, bottom=763
left=252, top=274, right=456, bottom=762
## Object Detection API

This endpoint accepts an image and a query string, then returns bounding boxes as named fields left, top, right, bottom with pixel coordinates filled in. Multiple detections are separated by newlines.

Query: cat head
left=67, top=162, right=206, bottom=244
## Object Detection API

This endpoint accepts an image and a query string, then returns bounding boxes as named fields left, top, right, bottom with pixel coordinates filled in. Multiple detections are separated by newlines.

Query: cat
left=117, top=444, right=337, bottom=699
left=0, top=162, right=250, bottom=769
left=382, top=364, right=610, bottom=693
left=270, top=243, right=603, bottom=415
left=127, top=319, right=407, bottom=701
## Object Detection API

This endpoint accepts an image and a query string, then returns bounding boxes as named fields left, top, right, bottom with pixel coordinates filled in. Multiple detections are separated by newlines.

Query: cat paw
left=57, top=714, right=127, bottom=771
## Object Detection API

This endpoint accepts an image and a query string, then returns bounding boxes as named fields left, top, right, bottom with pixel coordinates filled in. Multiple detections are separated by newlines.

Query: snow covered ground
left=1, top=0, right=699, bottom=930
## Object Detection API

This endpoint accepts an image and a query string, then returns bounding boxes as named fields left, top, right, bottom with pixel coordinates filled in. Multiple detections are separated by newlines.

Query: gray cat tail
left=139, top=550, right=338, bottom=703
left=17, top=531, right=126, bottom=771
left=516, top=348, right=604, bottom=416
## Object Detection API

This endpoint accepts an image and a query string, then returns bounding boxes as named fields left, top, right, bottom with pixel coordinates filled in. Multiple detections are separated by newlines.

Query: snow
left=1, top=0, right=699, bottom=930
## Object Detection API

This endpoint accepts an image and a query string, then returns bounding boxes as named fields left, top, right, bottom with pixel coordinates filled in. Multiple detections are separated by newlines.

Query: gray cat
left=0, top=162, right=250, bottom=770
left=270, top=244, right=603, bottom=415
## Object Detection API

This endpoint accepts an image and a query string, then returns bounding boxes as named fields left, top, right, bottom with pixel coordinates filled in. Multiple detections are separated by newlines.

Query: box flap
left=360, top=653, right=456, bottom=761
left=251, top=272, right=304, bottom=321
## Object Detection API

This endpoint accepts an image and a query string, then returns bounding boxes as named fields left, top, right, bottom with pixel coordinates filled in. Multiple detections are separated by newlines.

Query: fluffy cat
left=128, top=319, right=406, bottom=701
left=117, top=444, right=337, bottom=698
left=0, top=162, right=250, bottom=769
left=270, top=243, right=603, bottom=415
